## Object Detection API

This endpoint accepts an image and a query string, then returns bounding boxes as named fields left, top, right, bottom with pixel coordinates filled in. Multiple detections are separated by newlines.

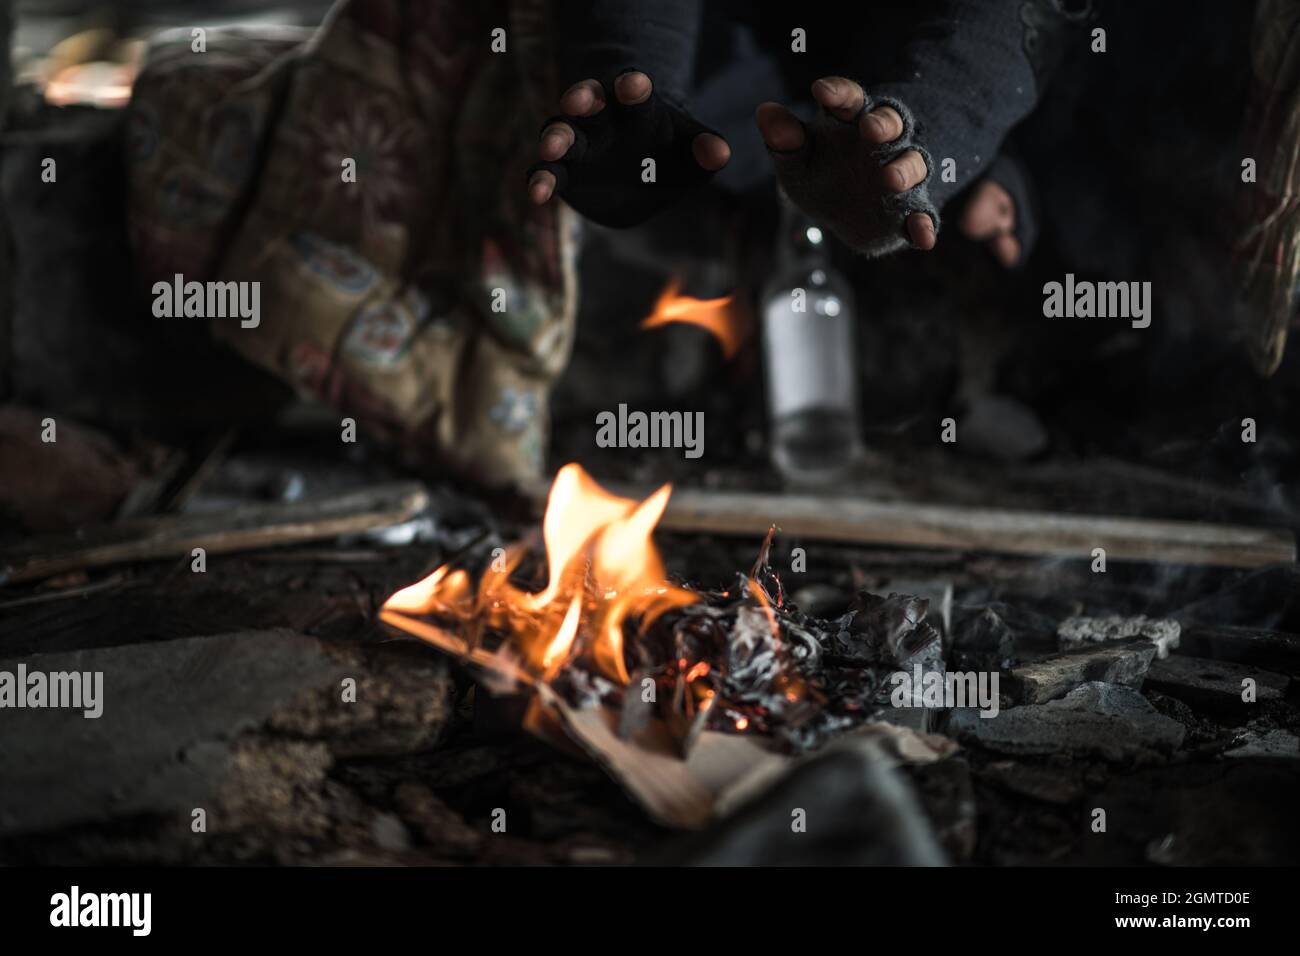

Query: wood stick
left=525, top=480, right=1294, bottom=569
left=0, top=482, right=429, bottom=585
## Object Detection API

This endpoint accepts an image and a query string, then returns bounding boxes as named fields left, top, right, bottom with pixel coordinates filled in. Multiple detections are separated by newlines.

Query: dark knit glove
left=527, top=70, right=724, bottom=228
left=769, top=93, right=939, bottom=258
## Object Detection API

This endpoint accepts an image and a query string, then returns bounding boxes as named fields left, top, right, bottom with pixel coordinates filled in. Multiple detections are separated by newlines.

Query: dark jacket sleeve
left=555, top=0, right=702, bottom=103
left=868, top=0, right=1078, bottom=218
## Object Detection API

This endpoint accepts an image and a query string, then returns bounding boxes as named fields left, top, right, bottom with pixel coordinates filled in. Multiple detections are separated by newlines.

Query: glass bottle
left=760, top=205, right=863, bottom=483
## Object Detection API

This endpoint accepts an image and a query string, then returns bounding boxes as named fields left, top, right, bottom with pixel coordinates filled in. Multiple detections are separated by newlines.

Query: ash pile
left=554, top=544, right=946, bottom=756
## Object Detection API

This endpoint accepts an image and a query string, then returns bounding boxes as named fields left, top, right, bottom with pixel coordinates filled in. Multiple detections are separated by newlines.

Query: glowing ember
left=382, top=463, right=697, bottom=685
left=640, top=280, right=746, bottom=359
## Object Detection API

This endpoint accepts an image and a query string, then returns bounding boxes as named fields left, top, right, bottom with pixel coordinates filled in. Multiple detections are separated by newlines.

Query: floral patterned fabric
left=126, top=0, right=576, bottom=486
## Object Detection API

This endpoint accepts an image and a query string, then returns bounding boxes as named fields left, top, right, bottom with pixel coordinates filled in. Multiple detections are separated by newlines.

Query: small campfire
left=380, top=464, right=945, bottom=821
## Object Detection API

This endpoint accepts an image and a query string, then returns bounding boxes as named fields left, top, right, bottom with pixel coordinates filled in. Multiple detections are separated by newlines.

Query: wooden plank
left=659, top=488, right=1295, bottom=568
left=0, top=482, right=429, bottom=585
left=525, top=480, right=1295, bottom=569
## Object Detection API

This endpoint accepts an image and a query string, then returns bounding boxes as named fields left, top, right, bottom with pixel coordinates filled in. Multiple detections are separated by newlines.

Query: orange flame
left=641, top=280, right=745, bottom=359
left=747, top=576, right=781, bottom=642
left=382, top=463, right=697, bottom=685
left=385, top=565, right=471, bottom=615
left=542, top=594, right=584, bottom=679
left=529, top=464, right=637, bottom=609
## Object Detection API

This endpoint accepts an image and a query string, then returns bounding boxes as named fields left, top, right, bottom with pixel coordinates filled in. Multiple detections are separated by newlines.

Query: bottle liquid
left=760, top=205, right=863, bottom=483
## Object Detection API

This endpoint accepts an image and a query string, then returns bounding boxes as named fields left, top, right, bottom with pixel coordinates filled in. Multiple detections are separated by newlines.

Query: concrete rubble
left=1145, top=654, right=1289, bottom=713
left=947, top=681, right=1186, bottom=761
left=0, top=630, right=452, bottom=839
left=1011, top=642, right=1157, bottom=704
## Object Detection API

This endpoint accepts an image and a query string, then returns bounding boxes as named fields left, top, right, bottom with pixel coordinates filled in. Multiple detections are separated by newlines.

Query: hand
left=527, top=70, right=731, bottom=228
left=756, top=76, right=937, bottom=256
left=960, top=179, right=1021, bottom=268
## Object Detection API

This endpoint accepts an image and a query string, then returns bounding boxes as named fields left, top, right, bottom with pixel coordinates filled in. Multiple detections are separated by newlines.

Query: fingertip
left=755, top=102, right=805, bottom=152
left=561, top=79, right=604, bottom=116
left=992, top=233, right=1020, bottom=268
left=538, top=126, right=570, bottom=161
left=528, top=172, right=555, bottom=205
left=560, top=88, right=588, bottom=115
left=692, top=132, right=731, bottom=171
left=908, top=213, right=937, bottom=250
left=811, top=77, right=839, bottom=105
left=860, top=106, right=903, bottom=144
left=615, top=70, right=652, bottom=105
left=811, top=76, right=865, bottom=120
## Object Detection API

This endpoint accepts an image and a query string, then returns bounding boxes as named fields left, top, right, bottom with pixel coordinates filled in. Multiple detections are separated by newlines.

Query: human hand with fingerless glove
left=527, top=69, right=731, bottom=227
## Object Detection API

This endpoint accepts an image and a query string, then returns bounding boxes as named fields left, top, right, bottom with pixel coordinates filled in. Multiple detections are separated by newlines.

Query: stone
left=368, top=812, right=412, bottom=852
left=0, top=634, right=452, bottom=837
left=904, top=757, right=977, bottom=862
left=947, top=681, right=1185, bottom=761
left=0, top=630, right=346, bottom=837
left=657, top=739, right=947, bottom=865
left=1145, top=654, right=1289, bottom=713
left=959, top=394, right=1049, bottom=462
left=979, top=760, right=1084, bottom=805
left=265, top=642, right=454, bottom=756
left=392, top=781, right=482, bottom=853
left=1055, top=680, right=1154, bottom=716
left=1224, top=729, right=1300, bottom=760
left=950, top=607, right=1017, bottom=671
left=1057, top=614, right=1181, bottom=658
left=951, top=602, right=1059, bottom=671
left=1176, top=625, right=1300, bottom=674
left=1011, top=642, right=1156, bottom=704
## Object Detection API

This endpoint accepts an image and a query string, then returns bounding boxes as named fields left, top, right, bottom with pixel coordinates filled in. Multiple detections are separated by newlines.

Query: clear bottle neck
left=777, top=198, right=831, bottom=266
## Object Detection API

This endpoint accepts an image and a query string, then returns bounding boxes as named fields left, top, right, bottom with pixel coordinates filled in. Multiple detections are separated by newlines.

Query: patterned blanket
left=126, top=0, right=577, bottom=486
